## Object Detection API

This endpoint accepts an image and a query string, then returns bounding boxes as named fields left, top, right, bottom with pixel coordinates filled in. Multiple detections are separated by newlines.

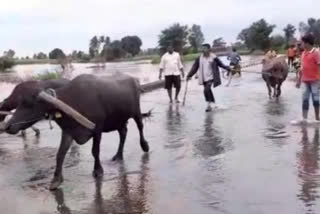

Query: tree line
left=3, top=17, right=320, bottom=65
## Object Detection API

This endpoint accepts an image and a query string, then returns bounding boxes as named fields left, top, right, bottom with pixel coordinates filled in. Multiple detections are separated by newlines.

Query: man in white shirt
left=159, top=46, right=185, bottom=103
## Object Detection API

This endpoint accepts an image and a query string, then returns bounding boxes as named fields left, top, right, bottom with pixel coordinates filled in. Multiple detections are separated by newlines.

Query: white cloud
left=0, top=0, right=319, bottom=56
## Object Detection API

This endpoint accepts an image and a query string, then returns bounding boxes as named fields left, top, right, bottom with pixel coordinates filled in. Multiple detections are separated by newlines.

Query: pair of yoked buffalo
left=0, top=74, right=150, bottom=190
left=0, top=57, right=288, bottom=190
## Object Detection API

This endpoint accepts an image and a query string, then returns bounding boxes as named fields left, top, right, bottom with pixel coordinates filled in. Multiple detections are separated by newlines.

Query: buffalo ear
left=45, top=88, right=57, bottom=98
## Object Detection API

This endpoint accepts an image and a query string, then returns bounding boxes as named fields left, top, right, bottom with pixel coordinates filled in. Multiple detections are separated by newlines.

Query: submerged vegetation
left=33, top=71, right=62, bottom=80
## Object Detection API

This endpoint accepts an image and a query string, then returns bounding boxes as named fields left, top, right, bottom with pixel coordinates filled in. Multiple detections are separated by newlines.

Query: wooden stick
left=182, top=81, right=189, bottom=106
left=0, top=111, right=12, bottom=115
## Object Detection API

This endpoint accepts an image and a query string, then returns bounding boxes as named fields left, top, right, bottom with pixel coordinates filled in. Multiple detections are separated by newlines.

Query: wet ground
left=1, top=61, right=319, bottom=214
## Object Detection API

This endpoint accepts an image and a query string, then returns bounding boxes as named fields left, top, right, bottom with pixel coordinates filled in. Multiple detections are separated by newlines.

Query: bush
left=0, top=58, right=15, bottom=72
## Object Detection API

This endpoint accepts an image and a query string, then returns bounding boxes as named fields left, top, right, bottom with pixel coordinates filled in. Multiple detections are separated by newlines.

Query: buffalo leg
left=50, top=132, right=73, bottom=190
left=112, top=126, right=128, bottom=161
left=276, top=83, right=282, bottom=97
left=134, top=115, right=149, bottom=152
left=266, top=83, right=272, bottom=99
left=21, top=130, right=26, bottom=137
left=273, top=86, right=277, bottom=97
left=31, top=126, right=40, bottom=137
left=92, top=133, right=104, bottom=177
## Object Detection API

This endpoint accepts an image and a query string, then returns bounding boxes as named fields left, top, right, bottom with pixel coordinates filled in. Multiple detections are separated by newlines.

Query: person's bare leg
left=175, top=87, right=181, bottom=103
left=167, top=89, right=173, bottom=103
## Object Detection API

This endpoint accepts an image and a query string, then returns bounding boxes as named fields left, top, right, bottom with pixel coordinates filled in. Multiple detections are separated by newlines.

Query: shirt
left=159, top=52, right=183, bottom=76
left=228, top=52, right=241, bottom=64
left=301, top=48, right=320, bottom=82
left=288, top=48, right=296, bottom=57
left=199, top=54, right=216, bottom=82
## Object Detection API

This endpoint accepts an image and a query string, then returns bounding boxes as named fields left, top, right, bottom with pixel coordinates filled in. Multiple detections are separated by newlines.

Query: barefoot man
left=296, top=34, right=320, bottom=122
left=159, top=45, right=184, bottom=103
left=187, top=44, right=230, bottom=112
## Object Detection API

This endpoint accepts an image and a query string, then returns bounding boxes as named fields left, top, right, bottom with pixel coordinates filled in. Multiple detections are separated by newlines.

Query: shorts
left=165, top=75, right=181, bottom=90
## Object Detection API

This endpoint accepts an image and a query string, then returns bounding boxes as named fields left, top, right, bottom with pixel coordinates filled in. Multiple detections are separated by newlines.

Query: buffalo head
left=5, top=88, right=95, bottom=135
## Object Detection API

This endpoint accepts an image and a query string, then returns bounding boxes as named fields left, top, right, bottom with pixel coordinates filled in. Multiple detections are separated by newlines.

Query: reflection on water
left=194, top=113, right=224, bottom=158
left=265, top=99, right=287, bottom=116
left=297, top=127, right=320, bottom=213
left=53, top=154, right=151, bottom=214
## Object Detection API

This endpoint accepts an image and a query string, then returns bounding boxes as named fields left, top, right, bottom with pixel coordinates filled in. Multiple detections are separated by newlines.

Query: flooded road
left=1, top=61, right=319, bottom=213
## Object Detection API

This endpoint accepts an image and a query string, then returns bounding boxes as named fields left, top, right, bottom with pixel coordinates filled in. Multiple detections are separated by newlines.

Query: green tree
left=71, top=50, right=78, bottom=60
left=37, top=52, right=47, bottom=59
left=121, top=35, right=143, bottom=56
left=271, top=35, right=286, bottom=51
left=188, top=24, right=204, bottom=52
left=158, top=23, right=189, bottom=53
left=99, top=36, right=105, bottom=44
left=105, top=36, right=111, bottom=46
left=283, top=24, right=296, bottom=44
left=49, top=48, right=66, bottom=59
left=300, top=18, right=320, bottom=45
left=89, top=36, right=100, bottom=58
left=238, top=19, right=275, bottom=50
left=101, top=40, right=126, bottom=60
left=4, top=49, right=15, bottom=58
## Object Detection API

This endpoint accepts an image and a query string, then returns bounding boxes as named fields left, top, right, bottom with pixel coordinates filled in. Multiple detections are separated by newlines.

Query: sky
left=0, top=0, right=319, bottom=57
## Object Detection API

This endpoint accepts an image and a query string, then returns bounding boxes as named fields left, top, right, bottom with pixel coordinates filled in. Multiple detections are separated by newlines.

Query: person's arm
left=237, top=53, right=241, bottom=61
left=296, top=55, right=304, bottom=88
left=159, top=56, right=165, bottom=80
left=296, top=68, right=302, bottom=88
left=316, top=50, right=320, bottom=68
left=215, top=57, right=230, bottom=71
left=187, top=57, right=200, bottom=80
left=178, top=54, right=185, bottom=78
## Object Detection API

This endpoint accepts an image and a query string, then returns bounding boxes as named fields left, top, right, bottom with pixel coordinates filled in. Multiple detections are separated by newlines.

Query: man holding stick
left=187, top=44, right=230, bottom=112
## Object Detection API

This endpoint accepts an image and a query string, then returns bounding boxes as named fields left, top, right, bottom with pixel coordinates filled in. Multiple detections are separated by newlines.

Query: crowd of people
left=158, top=34, right=320, bottom=122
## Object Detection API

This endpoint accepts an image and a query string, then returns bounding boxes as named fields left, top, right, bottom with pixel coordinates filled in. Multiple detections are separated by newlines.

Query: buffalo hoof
left=112, top=154, right=123, bottom=161
left=21, top=131, right=26, bottom=138
left=141, top=141, right=149, bottom=152
left=93, top=168, right=104, bottom=178
left=34, top=129, right=40, bottom=137
left=50, top=177, right=63, bottom=191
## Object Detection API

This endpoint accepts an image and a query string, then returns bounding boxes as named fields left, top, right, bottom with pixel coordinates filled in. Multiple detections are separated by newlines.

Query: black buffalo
left=0, top=79, right=69, bottom=136
left=3, top=74, right=150, bottom=190
left=262, top=57, right=289, bottom=98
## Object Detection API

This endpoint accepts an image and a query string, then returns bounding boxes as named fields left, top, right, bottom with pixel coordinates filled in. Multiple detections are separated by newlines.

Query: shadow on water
left=53, top=154, right=151, bottom=214
left=297, top=127, right=320, bottom=214
left=194, top=113, right=224, bottom=158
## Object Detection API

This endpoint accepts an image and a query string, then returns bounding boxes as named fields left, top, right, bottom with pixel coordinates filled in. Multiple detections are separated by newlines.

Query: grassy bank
left=150, top=53, right=200, bottom=64
left=150, top=50, right=253, bottom=64
left=14, top=59, right=58, bottom=65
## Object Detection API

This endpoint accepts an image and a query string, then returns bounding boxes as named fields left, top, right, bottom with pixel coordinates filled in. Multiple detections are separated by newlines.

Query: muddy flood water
left=0, top=58, right=319, bottom=214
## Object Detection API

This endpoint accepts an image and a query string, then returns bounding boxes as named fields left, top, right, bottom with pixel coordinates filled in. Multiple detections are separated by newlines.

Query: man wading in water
left=159, top=46, right=184, bottom=103
left=296, top=34, right=320, bottom=122
left=187, top=44, right=230, bottom=112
